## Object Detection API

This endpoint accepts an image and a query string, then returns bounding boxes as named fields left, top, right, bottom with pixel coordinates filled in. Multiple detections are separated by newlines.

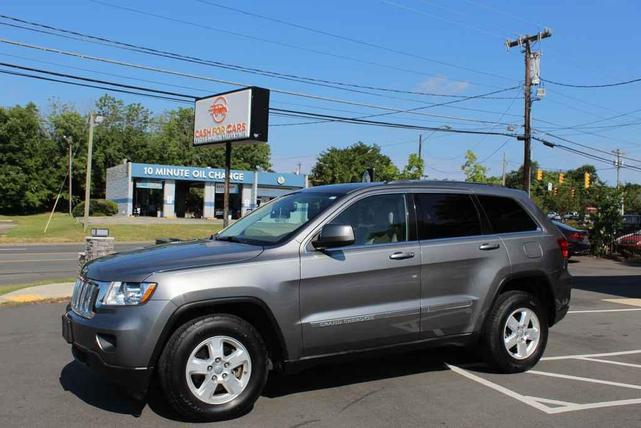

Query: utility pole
left=418, top=134, right=423, bottom=162
left=614, top=149, right=623, bottom=188
left=83, top=113, right=103, bottom=230
left=502, top=152, right=507, bottom=186
left=63, top=136, right=73, bottom=216
left=614, top=148, right=625, bottom=215
left=506, top=28, right=552, bottom=196
left=223, top=141, right=232, bottom=227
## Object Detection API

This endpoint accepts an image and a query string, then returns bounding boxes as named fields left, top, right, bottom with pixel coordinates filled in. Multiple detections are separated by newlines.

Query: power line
left=0, top=61, right=523, bottom=140
left=0, top=14, right=525, bottom=101
left=193, top=0, right=515, bottom=82
left=272, top=86, right=520, bottom=128
left=0, top=68, right=193, bottom=104
left=83, top=0, right=503, bottom=89
left=0, top=37, right=519, bottom=126
left=534, top=137, right=641, bottom=174
left=381, top=0, right=504, bottom=39
left=542, top=77, right=641, bottom=89
left=533, top=130, right=641, bottom=165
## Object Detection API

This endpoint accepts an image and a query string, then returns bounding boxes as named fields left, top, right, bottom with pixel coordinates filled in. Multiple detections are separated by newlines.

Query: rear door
left=475, top=194, right=546, bottom=272
left=299, top=192, right=421, bottom=356
left=415, top=192, right=511, bottom=338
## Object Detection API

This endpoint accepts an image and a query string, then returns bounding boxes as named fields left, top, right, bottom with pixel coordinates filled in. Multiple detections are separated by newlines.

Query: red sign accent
left=208, top=96, right=228, bottom=123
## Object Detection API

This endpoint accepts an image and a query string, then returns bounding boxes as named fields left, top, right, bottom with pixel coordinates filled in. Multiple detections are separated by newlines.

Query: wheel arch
left=148, top=297, right=289, bottom=370
left=482, top=271, right=556, bottom=329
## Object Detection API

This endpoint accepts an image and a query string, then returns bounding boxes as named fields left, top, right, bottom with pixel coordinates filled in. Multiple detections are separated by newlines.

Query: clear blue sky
left=2, top=0, right=641, bottom=184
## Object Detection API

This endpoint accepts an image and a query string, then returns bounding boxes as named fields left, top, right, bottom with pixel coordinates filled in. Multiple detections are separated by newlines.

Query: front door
left=414, top=192, right=510, bottom=338
left=299, top=193, right=421, bottom=356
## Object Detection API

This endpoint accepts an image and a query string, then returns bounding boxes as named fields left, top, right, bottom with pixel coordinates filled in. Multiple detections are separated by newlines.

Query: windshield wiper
left=215, top=235, right=244, bottom=243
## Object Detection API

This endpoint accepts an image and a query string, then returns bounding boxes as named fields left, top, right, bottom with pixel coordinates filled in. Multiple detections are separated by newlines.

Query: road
left=0, top=257, right=640, bottom=427
left=0, top=243, right=147, bottom=285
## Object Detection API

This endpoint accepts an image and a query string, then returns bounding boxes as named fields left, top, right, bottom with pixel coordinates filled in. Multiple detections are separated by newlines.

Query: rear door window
left=414, top=193, right=482, bottom=240
left=477, top=195, right=538, bottom=233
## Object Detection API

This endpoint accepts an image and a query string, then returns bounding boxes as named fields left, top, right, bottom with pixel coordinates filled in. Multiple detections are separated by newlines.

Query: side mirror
left=312, top=224, right=355, bottom=250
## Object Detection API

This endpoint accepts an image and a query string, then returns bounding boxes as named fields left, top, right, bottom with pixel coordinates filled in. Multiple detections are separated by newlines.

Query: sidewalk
left=0, top=282, right=73, bottom=304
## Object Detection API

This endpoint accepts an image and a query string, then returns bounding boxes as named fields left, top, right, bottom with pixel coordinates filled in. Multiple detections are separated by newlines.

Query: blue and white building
left=106, top=162, right=307, bottom=219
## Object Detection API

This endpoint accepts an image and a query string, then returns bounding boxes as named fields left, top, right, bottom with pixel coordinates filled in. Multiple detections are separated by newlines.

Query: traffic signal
left=553, top=186, right=558, bottom=195
left=559, top=173, right=565, bottom=184
left=536, top=169, right=543, bottom=181
left=584, top=172, right=591, bottom=189
left=571, top=188, right=576, bottom=198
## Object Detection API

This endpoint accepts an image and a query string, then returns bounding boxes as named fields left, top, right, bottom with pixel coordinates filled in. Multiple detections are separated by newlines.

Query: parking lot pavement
left=1, top=256, right=640, bottom=427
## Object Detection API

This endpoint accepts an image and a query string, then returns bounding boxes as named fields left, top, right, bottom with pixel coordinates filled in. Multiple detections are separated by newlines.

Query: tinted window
left=415, top=193, right=482, bottom=240
left=477, top=195, right=538, bottom=233
left=330, top=194, right=407, bottom=246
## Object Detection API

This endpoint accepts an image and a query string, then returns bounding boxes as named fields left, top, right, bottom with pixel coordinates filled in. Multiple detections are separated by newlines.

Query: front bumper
left=61, top=299, right=176, bottom=395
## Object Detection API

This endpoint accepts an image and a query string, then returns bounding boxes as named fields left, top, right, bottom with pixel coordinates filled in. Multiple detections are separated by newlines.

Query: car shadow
left=60, top=346, right=482, bottom=421
left=572, top=275, right=641, bottom=299
left=262, top=346, right=476, bottom=398
left=59, top=361, right=146, bottom=417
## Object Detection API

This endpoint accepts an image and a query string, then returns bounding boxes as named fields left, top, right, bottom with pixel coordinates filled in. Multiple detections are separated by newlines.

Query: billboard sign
left=193, top=87, right=269, bottom=146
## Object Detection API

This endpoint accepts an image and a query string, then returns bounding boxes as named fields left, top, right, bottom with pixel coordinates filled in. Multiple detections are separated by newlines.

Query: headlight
left=102, top=281, right=157, bottom=306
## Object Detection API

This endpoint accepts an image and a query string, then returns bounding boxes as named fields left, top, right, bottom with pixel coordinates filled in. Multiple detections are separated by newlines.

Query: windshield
left=216, top=192, right=343, bottom=245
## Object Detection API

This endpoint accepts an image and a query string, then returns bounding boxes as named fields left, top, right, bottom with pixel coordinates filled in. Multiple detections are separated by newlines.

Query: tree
left=623, top=183, right=641, bottom=214
left=399, top=153, right=424, bottom=180
left=0, top=103, right=58, bottom=213
left=590, top=187, right=624, bottom=256
left=310, top=142, right=399, bottom=185
left=460, top=150, right=501, bottom=184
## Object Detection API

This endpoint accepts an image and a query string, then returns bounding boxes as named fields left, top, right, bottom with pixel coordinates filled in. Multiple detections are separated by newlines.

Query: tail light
left=557, top=237, right=569, bottom=259
left=567, top=232, right=585, bottom=241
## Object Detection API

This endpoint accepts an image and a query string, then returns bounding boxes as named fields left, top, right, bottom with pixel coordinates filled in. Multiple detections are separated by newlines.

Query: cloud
left=417, top=76, right=470, bottom=94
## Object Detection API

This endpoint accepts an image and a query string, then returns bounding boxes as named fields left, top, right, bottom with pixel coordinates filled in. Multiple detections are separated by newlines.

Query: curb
left=0, top=282, right=74, bottom=304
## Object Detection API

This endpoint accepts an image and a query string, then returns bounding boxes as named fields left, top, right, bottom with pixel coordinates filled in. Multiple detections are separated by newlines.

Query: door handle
left=389, top=251, right=415, bottom=260
left=479, top=242, right=500, bottom=251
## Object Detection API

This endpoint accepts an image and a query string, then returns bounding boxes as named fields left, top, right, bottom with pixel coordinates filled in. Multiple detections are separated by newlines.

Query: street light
left=83, top=112, right=104, bottom=231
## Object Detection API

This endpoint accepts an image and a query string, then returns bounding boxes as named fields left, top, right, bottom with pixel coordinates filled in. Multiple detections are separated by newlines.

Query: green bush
left=72, top=199, right=119, bottom=217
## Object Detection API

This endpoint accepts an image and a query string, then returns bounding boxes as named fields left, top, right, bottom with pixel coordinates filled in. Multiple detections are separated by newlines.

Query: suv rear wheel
left=481, top=290, right=548, bottom=373
left=158, top=314, right=268, bottom=421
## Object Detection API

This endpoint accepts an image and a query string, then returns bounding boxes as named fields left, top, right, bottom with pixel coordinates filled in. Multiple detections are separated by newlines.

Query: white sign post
left=193, top=87, right=269, bottom=226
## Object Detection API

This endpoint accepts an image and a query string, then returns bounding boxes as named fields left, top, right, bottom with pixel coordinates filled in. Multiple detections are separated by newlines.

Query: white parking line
left=527, top=370, right=641, bottom=390
left=446, top=364, right=552, bottom=413
left=448, top=348, right=641, bottom=415
left=577, top=357, right=641, bottom=369
left=568, top=308, right=641, bottom=314
left=542, top=349, right=641, bottom=361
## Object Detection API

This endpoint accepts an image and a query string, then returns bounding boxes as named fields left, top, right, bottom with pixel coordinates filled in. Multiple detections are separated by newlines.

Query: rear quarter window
left=477, top=195, right=538, bottom=234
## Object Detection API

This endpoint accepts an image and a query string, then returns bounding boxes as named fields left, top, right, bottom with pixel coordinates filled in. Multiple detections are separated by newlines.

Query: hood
left=82, top=239, right=263, bottom=282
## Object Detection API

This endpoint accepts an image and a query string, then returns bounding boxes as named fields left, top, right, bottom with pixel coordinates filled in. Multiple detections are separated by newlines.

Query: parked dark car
left=552, top=220, right=590, bottom=257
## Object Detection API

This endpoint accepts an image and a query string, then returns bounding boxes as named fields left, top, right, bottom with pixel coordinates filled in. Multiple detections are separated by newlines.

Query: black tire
left=158, top=314, right=268, bottom=421
left=481, top=290, right=548, bottom=373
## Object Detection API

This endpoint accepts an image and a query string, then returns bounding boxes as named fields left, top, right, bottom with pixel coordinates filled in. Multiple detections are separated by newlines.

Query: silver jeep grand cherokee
left=62, top=181, right=571, bottom=420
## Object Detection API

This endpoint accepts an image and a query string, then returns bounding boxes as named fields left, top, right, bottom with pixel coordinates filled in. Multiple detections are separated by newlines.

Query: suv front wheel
left=158, top=314, right=268, bottom=421
left=482, top=290, right=548, bottom=373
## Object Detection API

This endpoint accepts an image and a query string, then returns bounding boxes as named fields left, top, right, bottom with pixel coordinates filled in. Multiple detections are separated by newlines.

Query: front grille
left=71, top=278, right=99, bottom=318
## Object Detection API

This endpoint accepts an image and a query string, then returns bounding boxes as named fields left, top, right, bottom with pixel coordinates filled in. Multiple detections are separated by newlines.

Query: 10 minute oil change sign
left=193, top=87, right=269, bottom=147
